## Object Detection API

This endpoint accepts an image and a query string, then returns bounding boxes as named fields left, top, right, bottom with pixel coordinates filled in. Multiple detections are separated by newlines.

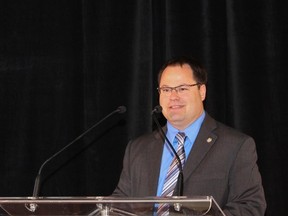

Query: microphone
left=151, top=105, right=163, bottom=115
left=32, top=105, right=127, bottom=198
left=151, top=105, right=184, bottom=197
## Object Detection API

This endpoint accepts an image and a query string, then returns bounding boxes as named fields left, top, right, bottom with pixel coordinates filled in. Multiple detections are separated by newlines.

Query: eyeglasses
left=157, top=83, right=200, bottom=96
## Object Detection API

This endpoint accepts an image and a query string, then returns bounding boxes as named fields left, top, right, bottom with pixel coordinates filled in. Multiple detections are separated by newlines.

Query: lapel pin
left=207, top=137, right=212, bottom=143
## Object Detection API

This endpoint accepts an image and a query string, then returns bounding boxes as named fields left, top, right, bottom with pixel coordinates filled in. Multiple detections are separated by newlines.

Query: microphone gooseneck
left=32, top=105, right=127, bottom=198
left=151, top=105, right=184, bottom=196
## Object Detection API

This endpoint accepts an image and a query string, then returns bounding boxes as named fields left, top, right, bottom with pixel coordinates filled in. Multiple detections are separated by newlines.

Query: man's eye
left=177, top=87, right=188, bottom=92
left=162, top=88, right=171, bottom=92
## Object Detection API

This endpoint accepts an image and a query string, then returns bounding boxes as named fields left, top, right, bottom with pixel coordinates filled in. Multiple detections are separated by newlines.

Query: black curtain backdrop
left=1, top=1, right=287, bottom=215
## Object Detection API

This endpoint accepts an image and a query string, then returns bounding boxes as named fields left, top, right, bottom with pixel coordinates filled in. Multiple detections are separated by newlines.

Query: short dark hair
left=158, top=56, right=208, bottom=85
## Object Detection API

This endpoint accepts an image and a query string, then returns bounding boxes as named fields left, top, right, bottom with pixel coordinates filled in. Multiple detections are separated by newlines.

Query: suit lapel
left=183, top=114, right=218, bottom=181
left=146, top=129, right=166, bottom=195
left=146, top=116, right=218, bottom=193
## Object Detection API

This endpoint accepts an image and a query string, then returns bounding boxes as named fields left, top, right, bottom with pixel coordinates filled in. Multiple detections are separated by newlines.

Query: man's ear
left=200, top=84, right=206, bottom=101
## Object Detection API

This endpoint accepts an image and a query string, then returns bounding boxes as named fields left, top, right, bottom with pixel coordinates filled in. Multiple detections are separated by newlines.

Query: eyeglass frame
left=157, top=83, right=201, bottom=95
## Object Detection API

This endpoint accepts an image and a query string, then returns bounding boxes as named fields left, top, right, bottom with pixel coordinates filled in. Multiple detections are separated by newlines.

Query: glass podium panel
left=0, top=196, right=226, bottom=216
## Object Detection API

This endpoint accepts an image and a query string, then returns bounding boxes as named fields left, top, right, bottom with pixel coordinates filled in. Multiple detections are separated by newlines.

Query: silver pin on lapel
left=207, top=137, right=212, bottom=143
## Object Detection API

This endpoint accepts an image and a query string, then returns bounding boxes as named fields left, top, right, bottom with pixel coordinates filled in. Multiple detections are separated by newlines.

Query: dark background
left=1, top=1, right=287, bottom=215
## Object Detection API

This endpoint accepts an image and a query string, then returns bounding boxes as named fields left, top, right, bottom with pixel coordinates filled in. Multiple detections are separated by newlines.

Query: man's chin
left=167, top=116, right=185, bottom=125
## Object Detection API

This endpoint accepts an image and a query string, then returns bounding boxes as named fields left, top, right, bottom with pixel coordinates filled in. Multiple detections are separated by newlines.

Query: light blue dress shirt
left=156, top=111, right=206, bottom=196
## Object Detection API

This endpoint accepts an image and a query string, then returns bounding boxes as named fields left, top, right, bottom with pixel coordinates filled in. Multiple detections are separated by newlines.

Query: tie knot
left=176, top=132, right=186, bottom=144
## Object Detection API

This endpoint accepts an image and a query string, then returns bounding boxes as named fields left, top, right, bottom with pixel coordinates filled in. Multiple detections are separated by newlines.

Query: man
left=113, top=56, right=266, bottom=215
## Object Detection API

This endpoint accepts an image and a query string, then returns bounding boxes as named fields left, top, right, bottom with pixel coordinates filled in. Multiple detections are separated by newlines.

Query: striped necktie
left=157, top=132, right=186, bottom=215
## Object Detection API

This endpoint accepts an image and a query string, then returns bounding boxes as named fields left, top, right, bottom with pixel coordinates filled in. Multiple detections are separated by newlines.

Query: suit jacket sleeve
left=222, top=136, right=266, bottom=216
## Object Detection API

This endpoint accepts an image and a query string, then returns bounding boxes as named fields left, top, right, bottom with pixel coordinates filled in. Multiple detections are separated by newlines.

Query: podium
left=0, top=196, right=226, bottom=216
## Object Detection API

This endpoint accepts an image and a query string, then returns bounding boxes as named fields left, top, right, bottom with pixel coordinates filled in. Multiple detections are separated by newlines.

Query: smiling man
left=113, top=56, right=266, bottom=216
left=158, top=62, right=206, bottom=131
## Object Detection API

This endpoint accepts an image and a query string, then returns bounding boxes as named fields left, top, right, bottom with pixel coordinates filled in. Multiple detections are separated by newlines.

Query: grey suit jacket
left=113, top=113, right=266, bottom=216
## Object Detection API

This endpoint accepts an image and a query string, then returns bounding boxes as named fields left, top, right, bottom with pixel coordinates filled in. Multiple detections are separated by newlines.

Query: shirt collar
left=166, top=111, right=206, bottom=143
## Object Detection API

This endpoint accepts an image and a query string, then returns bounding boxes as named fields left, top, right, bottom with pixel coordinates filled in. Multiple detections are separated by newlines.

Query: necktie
left=157, top=132, right=186, bottom=215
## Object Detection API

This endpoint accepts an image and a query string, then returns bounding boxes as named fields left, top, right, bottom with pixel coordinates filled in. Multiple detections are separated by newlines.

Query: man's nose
left=170, top=89, right=180, bottom=98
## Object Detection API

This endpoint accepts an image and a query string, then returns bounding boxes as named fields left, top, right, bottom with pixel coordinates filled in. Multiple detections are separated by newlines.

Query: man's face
left=159, top=64, right=206, bottom=130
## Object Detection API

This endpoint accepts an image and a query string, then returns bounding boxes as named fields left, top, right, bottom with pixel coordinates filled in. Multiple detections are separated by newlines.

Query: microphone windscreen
left=153, top=105, right=162, bottom=114
left=117, top=106, right=127, bottom=114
